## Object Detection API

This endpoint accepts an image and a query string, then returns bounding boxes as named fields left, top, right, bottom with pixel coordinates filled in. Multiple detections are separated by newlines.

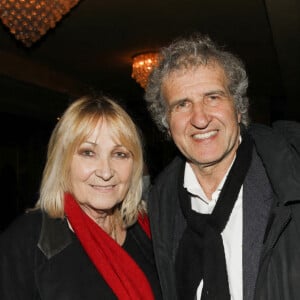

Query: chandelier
left=0, top=0, right=80, bottom=47
left=131, top=52, right=159, bottom=89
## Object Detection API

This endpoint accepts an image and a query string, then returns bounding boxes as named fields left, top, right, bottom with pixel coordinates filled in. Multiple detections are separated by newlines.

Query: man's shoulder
left=153, top=156, right=184, bottom=183
left=249, top=120, right=300, bottom=144
left=248, top=120, right=300, bottom=162
left=148, top=156, right=185, bottom=223
left=249, top=121, right=300, bottom=203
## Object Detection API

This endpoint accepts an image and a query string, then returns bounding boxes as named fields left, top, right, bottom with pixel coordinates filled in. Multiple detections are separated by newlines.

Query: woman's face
left=69, top=118, right=134, bottom=219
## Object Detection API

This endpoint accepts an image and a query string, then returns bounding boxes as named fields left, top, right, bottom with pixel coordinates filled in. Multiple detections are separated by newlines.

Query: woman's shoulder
left=0, top=209, right=42, bottom=246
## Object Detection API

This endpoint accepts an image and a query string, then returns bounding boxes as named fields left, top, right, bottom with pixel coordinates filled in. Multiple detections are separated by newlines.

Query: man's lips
left=192, top=130, right=218, bottom=140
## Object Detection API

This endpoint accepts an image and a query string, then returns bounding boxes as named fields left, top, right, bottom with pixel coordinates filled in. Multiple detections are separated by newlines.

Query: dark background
left=0, top=0, right=299, bottom=230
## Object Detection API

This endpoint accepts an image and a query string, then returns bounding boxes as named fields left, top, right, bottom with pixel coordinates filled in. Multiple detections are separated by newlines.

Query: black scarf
left=175, top=132, right=253, bottom=300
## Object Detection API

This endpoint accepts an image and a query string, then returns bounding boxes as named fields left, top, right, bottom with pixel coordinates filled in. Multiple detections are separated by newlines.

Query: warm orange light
left=0, top=0, right=81, bottom=47
left=131, top=52, right=159, bottom=88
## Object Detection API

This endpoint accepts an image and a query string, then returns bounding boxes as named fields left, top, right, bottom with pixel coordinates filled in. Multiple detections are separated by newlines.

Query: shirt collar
left=183, top=135, right=241, bottom=203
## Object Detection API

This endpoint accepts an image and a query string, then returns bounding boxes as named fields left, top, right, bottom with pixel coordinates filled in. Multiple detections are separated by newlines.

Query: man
left=144, top=33, right=300, bottom=300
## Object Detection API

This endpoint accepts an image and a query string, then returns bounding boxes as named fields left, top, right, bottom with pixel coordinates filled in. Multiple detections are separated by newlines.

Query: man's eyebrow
left=204, top=90, right=227, bottom=96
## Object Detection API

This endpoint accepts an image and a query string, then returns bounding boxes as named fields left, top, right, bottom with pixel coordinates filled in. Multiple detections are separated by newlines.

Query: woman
left=0, top=95, right=162, bottom=300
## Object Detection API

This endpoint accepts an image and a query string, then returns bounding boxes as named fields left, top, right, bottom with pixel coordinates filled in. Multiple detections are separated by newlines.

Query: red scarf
left=64, top=193, right=154, bottom=300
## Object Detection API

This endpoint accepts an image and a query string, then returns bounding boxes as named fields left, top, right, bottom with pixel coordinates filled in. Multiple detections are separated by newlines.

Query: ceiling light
left=0, top=0, right=81, bottom=47
left=131, top=52, right=159, bottom=89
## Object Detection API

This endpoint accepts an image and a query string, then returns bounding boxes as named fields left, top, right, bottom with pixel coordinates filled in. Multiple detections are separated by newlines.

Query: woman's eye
left=79, top=149, right=94, bottom=157
left=113, top=151, right=130, bottom=159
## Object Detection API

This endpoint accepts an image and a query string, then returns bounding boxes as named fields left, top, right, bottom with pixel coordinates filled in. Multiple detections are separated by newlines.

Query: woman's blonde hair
left=35, top=94, right=144, bottom=227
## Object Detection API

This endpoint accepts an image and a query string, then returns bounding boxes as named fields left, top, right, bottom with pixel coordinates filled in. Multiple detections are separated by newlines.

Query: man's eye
left=173, top=100, right=191, bottom=112
left=178, top=100, right=189, bottom=107
left=204, top=95, right=222, bottom=106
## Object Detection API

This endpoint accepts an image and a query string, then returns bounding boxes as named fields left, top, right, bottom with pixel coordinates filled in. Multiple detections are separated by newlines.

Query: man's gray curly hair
left=144, top=33, right=250, bottom=135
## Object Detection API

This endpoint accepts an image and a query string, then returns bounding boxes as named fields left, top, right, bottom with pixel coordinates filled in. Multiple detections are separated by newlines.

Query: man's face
left=162, top=64, right=241, bottom=171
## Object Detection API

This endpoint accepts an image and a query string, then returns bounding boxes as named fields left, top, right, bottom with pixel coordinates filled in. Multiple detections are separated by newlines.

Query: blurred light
left=131, top=52, right=159, bottom=89
left=0, top=0, right=80, bottom=47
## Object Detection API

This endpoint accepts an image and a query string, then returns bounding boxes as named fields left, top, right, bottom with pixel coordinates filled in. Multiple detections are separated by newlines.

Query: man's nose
left=190, top=102, right=211, bottom=128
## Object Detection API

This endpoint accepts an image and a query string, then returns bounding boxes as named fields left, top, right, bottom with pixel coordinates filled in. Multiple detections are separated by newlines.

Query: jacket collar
left=249, top=123, right=300, bottom=204
left=38, top=212, right=73, bottom=259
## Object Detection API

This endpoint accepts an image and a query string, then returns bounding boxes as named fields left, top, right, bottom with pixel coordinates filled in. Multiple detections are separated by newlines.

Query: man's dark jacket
left=148, top=121, right=300, bottom=300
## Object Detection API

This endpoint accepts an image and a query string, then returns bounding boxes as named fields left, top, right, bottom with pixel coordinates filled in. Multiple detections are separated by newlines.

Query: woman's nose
left=95, top=159, right=114, bottom=181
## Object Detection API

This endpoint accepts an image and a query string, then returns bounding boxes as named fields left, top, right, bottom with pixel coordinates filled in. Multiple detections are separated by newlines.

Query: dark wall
left=0, top=77, right=68, bottom=230
left=0, top=111, right=56, bottom=230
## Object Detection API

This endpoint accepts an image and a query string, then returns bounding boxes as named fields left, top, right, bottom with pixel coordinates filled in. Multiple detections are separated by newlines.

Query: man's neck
left=189, top=152, right=237, bottom=200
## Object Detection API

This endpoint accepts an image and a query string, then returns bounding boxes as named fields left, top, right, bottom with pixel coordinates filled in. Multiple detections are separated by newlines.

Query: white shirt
left=184, top=162, right=243, bottom=300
